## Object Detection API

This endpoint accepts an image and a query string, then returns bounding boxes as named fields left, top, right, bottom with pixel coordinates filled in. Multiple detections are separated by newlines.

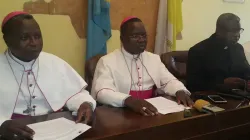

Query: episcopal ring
left=142, top=107, right=147, bottom=111
left=13, top=134, right=18, bottom=138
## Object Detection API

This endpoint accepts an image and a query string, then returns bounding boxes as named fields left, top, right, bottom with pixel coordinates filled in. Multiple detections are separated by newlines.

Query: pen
left=235, top=99, right=245, bottom=108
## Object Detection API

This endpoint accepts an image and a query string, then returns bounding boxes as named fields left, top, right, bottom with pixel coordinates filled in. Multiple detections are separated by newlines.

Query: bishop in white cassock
left=0, top=11, right=96, bottom=139
left=92, top=17, right=193, bottom=116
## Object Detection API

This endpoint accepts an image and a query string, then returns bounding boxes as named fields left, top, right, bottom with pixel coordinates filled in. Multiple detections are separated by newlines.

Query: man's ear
left=218, top=32, right=226, bottom=39
left=3, top=34, right=8, bottom=46
left=3, top=34, right=13, bottom=48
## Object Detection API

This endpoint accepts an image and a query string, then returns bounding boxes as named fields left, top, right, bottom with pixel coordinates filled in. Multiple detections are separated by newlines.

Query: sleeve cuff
left=97, top=91, right=131, bottom=107
left=175, top=90, right=191, bottom=96
left=66, top=91, right=97, bottom=112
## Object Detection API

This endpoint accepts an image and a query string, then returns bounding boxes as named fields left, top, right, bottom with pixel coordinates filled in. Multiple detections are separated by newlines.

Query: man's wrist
left=123, top=96, right=133, bottom=107
left=82, top=102, right=94, bottom=111
left=176, top=90, right=190, bottom=96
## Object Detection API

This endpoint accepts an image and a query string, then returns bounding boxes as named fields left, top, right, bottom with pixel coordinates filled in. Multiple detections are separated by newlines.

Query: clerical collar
left=121, top=47, right=142, bottom=60
left=6, top=50, right=36, bottom=71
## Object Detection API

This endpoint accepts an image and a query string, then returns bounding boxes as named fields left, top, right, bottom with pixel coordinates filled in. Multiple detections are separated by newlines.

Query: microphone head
left=194, top=99, right=210, bottom=112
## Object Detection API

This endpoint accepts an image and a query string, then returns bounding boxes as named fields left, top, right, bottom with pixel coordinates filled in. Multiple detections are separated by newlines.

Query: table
left=82, top=102, right=250, bottom=140
left=6, top=92, right=250, bottom=140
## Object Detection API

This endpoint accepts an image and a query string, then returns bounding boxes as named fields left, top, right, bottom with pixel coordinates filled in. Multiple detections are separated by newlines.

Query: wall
left=0, top=0, right=87, bottom=75
left=0, top=0, right=159, bottom=76
left=109, top=0, right=159, bottom=52
left=177, top=0, right=250, bottom=50
left=3, top=0, right=248, bottom=75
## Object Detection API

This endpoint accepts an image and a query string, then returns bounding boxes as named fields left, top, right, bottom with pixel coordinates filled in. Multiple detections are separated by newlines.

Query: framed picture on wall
left=223, top=0, right=245, bottom=3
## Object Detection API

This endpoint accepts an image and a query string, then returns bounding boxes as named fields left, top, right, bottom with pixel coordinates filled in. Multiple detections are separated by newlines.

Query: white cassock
left=91, top=48, right=190, bottom=107
left=0, top=50, right=96, bottom=126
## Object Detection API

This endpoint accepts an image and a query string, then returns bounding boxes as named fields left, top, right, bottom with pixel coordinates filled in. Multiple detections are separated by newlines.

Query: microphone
left=231, top=89, right=250, bottom=99
left=194, top=99, right=225, bottom=113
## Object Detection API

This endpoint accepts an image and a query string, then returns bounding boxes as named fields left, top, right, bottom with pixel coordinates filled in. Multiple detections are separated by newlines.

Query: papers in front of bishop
left=28, top=118, right=91, bottom=140
left=146, top=97, right=190, bottom=115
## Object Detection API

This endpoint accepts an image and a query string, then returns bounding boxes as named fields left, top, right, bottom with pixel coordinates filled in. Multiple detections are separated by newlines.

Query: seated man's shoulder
left=0, top=53, right=9, bottom=65
left=98, top=49, right=120, bottom=64
left=144, top=51, right=165, bottom=64
left=235, top=42, right=244, bottom=49
left=143, top=51, right=160, bottom=59
left=39, top=52, right=67, bottom=66
left=189, top=38, right=210, bottom=54
left=0, top=53, right=7, bottom=60
left=40, top=51, right=60, bottom=58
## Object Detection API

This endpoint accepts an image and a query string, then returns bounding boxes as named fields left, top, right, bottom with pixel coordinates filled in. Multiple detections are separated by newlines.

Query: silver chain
left=121, top=49, right=143, bottom=98
left=5, top=50, right=39, bottom=115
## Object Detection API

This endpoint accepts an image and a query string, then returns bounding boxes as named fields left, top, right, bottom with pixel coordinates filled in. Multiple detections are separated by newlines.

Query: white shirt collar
left=121, top=47, right=143, bottom=60
left=5, top=49, right=38, bottom=71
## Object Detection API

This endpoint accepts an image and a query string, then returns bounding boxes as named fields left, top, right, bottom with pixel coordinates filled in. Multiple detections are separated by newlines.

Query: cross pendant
left=23, top=105, right=32, bottom=115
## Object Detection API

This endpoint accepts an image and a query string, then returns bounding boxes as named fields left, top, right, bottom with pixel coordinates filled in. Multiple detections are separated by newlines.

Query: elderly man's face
left=6, top=18, right=43, bottom=61
left=223, top=21, right=243, bottom=44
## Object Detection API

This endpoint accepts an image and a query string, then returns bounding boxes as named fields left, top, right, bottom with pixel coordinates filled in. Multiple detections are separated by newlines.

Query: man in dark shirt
left=187, top=13, right=250, bottom=92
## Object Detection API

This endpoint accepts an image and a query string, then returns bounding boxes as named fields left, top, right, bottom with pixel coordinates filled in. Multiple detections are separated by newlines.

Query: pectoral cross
left=23, top=105, right=33, bottom=115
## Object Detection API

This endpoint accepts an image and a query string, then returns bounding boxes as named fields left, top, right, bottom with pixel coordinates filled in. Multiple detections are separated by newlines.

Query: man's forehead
left=225, top=20, right=241, bottom=30
left=127, top=22, right=145, bottom=33
left=7, top=19, right=39, bottom=36
left=127, top=21, right=144, bottom=27
left=21, top=19, right=38, bottom=27
left=19, top=19, right=39, bottom=31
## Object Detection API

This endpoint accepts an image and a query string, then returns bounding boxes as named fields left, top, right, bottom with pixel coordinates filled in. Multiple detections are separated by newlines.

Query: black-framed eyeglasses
left=128, top=34, right=147, bottom=40
left=239, top=28, right=244, bottom=34
left=228, top=28, right=244, bottom=34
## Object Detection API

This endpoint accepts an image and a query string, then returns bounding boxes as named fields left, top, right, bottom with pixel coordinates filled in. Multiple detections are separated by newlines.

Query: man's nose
left=29, top=37, right=39, bottom=46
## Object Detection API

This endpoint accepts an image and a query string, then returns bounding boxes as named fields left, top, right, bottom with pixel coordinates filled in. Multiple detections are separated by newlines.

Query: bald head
left=215, top=13, right=243, bottom=44
left=216, top=13, right=240, bottom=31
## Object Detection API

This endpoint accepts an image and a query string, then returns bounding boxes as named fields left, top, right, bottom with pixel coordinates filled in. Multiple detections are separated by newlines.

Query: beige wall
left=1, top=0, right=249, bottom=76
left=177, top=0, right=250, bottom=50
left=0, top=0, right=120, bottom=76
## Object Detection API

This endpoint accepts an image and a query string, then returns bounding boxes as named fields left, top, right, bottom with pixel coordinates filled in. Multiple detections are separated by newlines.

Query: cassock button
left=29, top=84, right=33, bottom=87
left=28, top=72, right=31, bottom=75
left=139, top=77, right=142, bottom=79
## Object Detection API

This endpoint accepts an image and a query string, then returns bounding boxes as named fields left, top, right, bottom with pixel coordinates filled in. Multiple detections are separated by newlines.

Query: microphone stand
left=233, top=80, right=250, bottom=108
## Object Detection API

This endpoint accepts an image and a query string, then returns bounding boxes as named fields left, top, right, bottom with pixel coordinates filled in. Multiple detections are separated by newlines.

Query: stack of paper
left=28, top=118, right=91, bottom=140
left=146, top=97, right=190, bottom=115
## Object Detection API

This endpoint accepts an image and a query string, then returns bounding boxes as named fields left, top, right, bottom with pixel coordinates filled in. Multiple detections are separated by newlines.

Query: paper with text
left=146, top=97, right=190, bottom=115
left=28, top=118, right=91, bottom=140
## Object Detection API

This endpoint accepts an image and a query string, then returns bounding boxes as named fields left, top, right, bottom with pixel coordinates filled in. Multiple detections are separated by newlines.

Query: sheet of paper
left=146, top=97, right=190, bottom=115
left=28, top=117, right=91, bottom=140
